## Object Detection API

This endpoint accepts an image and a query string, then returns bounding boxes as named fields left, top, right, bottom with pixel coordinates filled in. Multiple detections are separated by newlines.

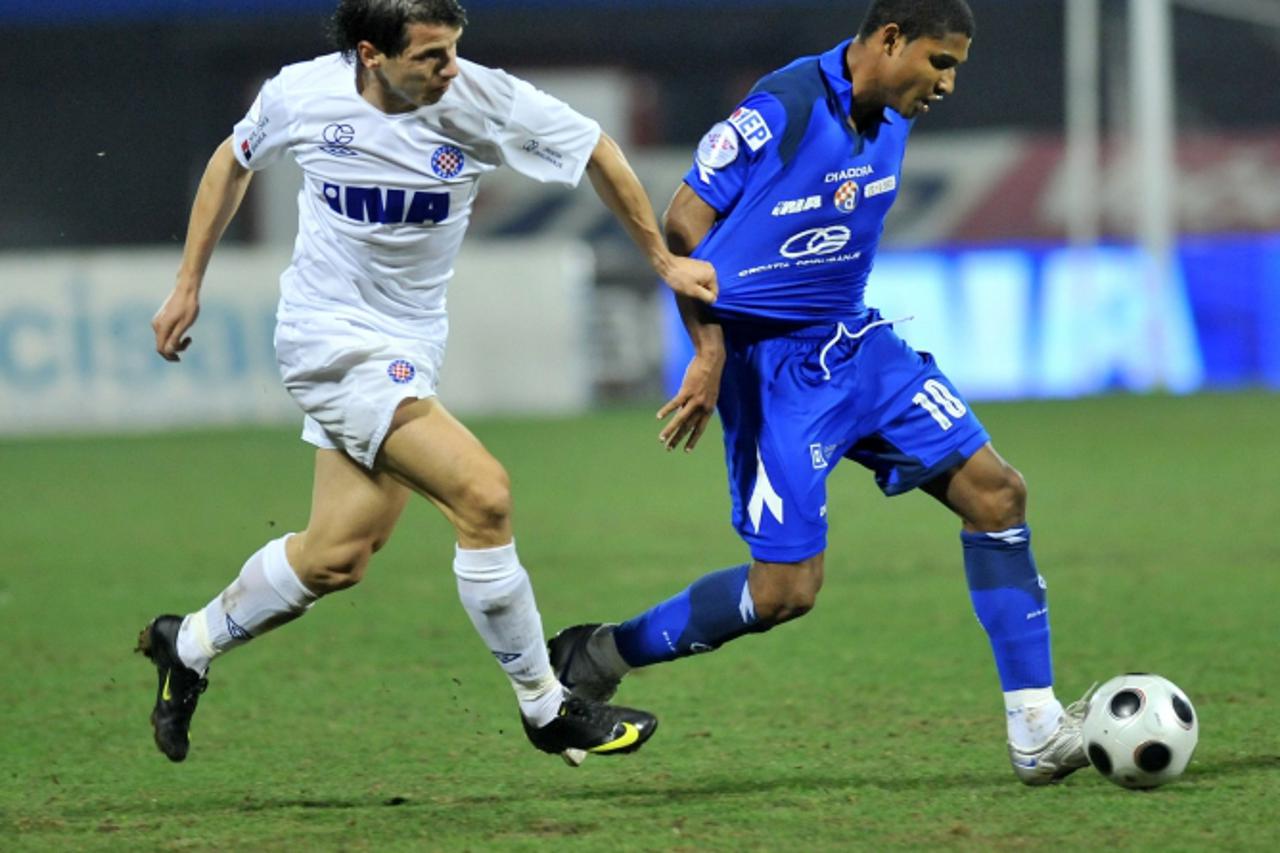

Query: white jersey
left=231, top=52, right=601, bottom=325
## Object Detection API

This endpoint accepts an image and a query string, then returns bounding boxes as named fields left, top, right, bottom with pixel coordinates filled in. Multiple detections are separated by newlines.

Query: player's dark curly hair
left=331, top=0, right=468, bottom=61
left=858, top=0, right=975, bottom=41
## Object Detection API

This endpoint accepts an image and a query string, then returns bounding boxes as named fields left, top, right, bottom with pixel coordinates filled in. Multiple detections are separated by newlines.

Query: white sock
left=453, top=541, right=562, bottom=727
left=1005, top=687, right=1064, bottom=751
left=176, top=534, right=316, bottom=674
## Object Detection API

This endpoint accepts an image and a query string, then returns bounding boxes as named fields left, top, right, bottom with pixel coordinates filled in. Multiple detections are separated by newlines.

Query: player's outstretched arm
left=585, top=132, right=718, bottom=305
left=657, top=185, right=725, bottom=453
left=153, top=137, right=254, bottom=362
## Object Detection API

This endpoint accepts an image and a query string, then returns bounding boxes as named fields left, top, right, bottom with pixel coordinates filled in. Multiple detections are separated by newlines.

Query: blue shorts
left=718, top=312, right=990, bottom=563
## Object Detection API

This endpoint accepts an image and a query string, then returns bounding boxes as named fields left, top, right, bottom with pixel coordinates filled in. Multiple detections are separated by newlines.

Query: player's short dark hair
left=857, top=0, right=975, bottom=42
left=331, top=0, right=468, bottom=60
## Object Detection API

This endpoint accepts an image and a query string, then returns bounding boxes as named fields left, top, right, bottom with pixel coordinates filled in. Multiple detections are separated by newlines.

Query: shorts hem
left=746, top=537, right=826, bottom=565
left=363, top=389, right=439, bottom=469
left=881, top=428, right=991, bottom=497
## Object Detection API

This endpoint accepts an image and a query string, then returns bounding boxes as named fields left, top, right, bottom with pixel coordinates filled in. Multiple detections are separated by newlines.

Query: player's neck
left=356, top=66, right=418, bottom=115
left=845, top=39, right=888, bottom=133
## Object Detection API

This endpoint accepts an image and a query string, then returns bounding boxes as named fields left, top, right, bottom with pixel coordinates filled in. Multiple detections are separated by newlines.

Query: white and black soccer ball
left=1082, top=673, right=1199, bottom=789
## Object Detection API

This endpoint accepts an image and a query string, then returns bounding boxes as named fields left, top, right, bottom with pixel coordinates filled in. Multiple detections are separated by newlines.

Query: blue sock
left=962, top=525, right=1054, bottom=691
left=613, top=564, right=764, bottom=667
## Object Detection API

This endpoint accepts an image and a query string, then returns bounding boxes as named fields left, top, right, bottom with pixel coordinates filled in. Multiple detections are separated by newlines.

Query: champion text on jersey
left=772, top=195, right=823, bottom=216
left=728, top=107, right=773, bottom=151
left=698, top=122, right=740, bottom=169
left=323, top=183, right=450, bottom=225
left=696, top=122, right=740, bottom=183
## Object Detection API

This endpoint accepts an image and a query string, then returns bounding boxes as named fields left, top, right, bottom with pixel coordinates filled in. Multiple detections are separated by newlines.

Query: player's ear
left=880, top=23, right=904, bottom=57
left=356, top=39, right=381, bottom=69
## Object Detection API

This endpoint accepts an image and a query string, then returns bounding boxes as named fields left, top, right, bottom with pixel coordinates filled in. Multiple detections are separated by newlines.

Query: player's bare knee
left=972, top=467, right=1027, bottom=530
left=454, top=470, right=512, bottom=538
left=751, top=556, right=823, bottom=625
left=296, top=540, right=374, bottom=594
left=753, top=588, right=818, bottom=625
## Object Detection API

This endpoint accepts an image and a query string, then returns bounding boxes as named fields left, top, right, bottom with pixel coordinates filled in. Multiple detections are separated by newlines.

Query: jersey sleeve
left=682, top=92, right=785, bottom=214
left=231, top=73, right=291, bottom=171
left=495, top=76, right=602, bottom=187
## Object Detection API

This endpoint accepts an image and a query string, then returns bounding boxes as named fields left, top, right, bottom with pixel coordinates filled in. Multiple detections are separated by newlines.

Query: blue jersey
left=683, top=40, right=913, bottom=325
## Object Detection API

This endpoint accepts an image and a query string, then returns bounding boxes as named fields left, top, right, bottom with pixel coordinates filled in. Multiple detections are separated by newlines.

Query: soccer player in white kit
left=137, top=0, right=718, bottom=765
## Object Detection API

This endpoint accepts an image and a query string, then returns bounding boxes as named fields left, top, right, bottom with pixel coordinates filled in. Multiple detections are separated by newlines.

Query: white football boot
left=1008, top=686, right=1095, bottom=785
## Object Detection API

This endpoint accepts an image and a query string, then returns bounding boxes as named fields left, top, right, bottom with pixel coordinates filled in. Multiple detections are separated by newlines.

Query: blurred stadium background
left=1, top=0, right=1278, bottom=432
left=4, top=6, right=1279, bottom=846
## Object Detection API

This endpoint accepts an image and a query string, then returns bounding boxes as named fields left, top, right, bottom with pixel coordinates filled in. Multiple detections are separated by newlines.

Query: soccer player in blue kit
left=549, top=0, right=1093, bottom=785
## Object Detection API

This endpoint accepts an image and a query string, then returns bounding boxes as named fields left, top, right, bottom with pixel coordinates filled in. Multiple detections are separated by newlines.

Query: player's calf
left=579, top=561, right=796, bottom=676
left=176, top=535, right=318, bottom=676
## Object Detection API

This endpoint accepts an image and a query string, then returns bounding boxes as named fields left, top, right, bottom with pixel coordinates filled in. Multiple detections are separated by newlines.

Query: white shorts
left=275, top=309, right=447, bottom=469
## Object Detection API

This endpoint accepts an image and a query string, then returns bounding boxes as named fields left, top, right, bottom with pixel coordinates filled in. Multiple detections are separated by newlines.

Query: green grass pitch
left=2, top=392, right=1278, bottom=850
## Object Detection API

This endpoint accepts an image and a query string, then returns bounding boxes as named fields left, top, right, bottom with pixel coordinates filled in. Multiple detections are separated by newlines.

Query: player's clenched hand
left=152, top=281, right=201, bottom=362
left=658, top=255, right=718, bottom=305
left=657, top=351, right=725, bottom=453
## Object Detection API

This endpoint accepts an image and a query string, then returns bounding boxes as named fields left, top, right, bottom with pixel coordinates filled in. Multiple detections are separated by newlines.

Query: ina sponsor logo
left=323, top=183, right=450, bottom=225
left=772, top=195, right=823, bottom=216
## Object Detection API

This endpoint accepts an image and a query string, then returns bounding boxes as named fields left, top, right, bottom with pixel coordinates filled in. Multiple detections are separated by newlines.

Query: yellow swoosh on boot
left=589, top=722, right=641, bottom=753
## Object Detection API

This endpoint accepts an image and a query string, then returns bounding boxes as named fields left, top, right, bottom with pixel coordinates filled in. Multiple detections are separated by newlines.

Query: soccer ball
left=1082, top=673, right=1199, bottom=789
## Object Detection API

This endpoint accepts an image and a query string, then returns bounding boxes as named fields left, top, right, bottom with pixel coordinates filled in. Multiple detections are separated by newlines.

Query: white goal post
left=1063, top=0, right=1278, bottom=387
